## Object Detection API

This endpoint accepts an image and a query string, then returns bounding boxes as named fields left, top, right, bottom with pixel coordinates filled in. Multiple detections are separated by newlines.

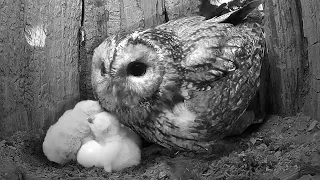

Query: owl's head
left=91, top=30, right=183, bottom=125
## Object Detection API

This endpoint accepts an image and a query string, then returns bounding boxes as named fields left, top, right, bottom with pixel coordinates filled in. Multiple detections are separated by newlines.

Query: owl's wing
left=166, top=0, right=264, bottom=90
left=218, top=0, right=263, bottom=25
left=177, top=21, right=263, bottom=90
left=199, top=0, right=261, bottom=20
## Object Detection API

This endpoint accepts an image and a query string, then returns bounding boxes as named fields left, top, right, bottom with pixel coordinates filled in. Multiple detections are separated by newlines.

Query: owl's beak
left=112, top=86, right=117, bottom=97
left=112, top=86, right=119, bottom=103
left=87, top=117, right=93, bottom=124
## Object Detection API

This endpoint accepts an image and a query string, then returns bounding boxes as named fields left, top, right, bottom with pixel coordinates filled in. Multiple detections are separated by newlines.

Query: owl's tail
left=202, top=0, right=263, bottom=25
left=221, top=0, right=263, bottom=25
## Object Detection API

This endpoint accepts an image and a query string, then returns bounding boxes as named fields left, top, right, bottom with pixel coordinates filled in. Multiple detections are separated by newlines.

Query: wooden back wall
left=1, top=0, right=320, bottom=138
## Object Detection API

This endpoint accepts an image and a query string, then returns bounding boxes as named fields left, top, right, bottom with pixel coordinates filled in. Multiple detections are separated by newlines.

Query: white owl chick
left=85, top=112, right=141, bottom=172
left=77, top=139, right=102, bottom=168
left=43, top=100, right=103, bottom=164
left=74, top=100, right=104, bottom=117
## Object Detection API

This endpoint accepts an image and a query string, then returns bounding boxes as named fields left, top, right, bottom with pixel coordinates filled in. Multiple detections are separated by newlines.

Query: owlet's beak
left=87, top=117, right=93, bottom=124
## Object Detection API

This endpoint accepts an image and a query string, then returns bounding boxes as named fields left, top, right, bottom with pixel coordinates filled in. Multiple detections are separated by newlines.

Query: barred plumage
left=91, top=0, right=265, bottom=152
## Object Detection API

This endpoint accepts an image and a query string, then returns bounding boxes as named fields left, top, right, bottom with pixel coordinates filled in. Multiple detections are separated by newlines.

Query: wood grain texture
left=264, top=0, right=320, bottom=119
left=80, top=0, right=200, bottom=100
left=0, top=0, right=81, bottom=138
left=263, top=0, right=309, bottom=116
left=300, top=0, right=320, bottom=119
left=164, top=0, right=200, bottom=19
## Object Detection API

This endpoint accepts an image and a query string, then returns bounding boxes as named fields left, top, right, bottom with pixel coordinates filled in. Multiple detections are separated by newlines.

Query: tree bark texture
left=263, top=0, right=317, bottom=117
left=79, top=0, right=200, bottom=100
left=0, top=0, right=81, bottom=138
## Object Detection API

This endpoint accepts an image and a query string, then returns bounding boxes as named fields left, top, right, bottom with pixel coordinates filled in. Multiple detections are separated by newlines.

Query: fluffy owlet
left=91, top=0, right=265, bottom=152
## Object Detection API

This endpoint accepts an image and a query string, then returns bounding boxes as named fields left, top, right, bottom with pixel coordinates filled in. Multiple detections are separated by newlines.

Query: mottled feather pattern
left=151, top=22, right=264, bottom=150
left=92, top=1, right=265, bottom=152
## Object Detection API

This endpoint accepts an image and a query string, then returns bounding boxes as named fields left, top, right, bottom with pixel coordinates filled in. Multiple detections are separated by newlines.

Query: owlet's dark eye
left=126, top=61, right=148, bottom=77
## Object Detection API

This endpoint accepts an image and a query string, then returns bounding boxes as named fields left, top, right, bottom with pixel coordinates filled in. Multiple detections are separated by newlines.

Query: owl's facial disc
left=110, top=43, right=163, bottom=108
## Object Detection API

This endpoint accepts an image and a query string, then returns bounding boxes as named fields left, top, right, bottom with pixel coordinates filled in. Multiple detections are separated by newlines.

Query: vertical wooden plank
left=0, top=0, right=81, bottom=137
left=139, top=0, right=166, bottom=28
left=164, top=0, right=200, bottom=20
left=263, top=0, right=309, bottom=116
left=300, top=0, right=320, bottom=119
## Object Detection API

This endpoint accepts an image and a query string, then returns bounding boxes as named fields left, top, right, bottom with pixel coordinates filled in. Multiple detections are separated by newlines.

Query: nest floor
left=1, top=114, right=320, bottom=180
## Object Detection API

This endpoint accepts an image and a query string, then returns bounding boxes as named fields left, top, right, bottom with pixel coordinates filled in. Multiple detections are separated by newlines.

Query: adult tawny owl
left=91, top=0, right=265, bottom=152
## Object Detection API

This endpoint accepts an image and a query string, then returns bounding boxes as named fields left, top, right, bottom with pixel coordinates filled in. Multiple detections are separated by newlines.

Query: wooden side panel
left=300, top=0, right=320, bottom=118
left=0, top=0, right=81, bottom=137
left=263, top=0, right=309, bottom=116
